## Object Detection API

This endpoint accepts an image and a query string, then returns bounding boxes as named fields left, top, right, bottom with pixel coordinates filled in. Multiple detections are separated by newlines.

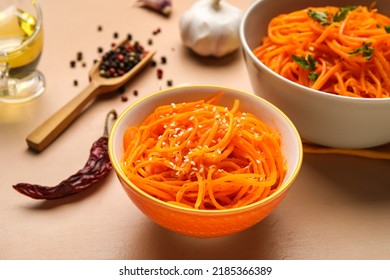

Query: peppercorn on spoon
left=26, top=45, right=156, bottom=152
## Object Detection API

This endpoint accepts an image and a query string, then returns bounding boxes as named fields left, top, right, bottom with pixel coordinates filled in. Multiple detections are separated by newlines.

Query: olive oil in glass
left=0, top=1, right=45, bottom=103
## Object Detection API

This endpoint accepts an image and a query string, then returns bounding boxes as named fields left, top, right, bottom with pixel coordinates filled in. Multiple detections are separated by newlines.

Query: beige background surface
left=1, top=0, right=389, bottom=260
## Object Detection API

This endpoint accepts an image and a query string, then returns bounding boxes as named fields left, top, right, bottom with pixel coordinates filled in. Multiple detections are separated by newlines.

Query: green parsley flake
left=349, top=42, right=374, bottom=60
left=292, top=55, right=318, bottom=81
left=308, top=10, right=331, bottom=25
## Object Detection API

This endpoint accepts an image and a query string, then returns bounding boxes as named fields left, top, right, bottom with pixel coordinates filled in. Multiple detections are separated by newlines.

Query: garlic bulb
left=179, top=0, right=243, bottom=58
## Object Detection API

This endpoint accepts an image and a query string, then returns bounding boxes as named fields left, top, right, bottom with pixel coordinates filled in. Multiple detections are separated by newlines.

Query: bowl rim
left=108, top=84, right=303, bottom=214
left=239, top=0, right=390, bottom=104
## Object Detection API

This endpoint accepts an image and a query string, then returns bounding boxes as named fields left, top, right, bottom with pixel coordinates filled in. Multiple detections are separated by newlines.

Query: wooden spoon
left=26, top=44, right=156, bottom=152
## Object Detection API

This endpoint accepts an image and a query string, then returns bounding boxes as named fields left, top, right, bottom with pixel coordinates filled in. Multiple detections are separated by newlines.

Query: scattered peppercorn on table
left=1, top=0, right=390, bottom=260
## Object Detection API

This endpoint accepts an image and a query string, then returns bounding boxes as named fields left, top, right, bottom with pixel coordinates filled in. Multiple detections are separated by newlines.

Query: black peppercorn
left=118, top=86, right=125, bottom=94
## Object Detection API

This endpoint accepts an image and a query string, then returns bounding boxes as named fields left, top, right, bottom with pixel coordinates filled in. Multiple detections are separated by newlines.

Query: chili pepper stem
left=104, top=110, right=118, bottom=137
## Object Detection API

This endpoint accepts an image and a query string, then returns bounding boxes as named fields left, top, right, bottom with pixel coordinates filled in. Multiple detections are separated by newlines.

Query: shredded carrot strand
left=121, top=92, right=286, bottom=210
left=253, top=5, right=390, bottom=98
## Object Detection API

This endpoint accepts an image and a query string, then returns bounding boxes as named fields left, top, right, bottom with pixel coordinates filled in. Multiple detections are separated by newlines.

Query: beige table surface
left=1, top=0, right=390, bottom=260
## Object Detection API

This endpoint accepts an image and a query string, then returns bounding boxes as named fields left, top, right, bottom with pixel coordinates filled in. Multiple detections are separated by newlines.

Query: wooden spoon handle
left=26, top=82, right=100, bottom=152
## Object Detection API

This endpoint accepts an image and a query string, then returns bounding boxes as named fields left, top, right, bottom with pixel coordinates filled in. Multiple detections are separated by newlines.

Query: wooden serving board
left=302, top=141, right=390, bottom=160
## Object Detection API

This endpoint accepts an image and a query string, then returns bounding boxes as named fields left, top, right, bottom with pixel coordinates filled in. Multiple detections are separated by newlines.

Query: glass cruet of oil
left=0, top=0, right=45, bottom=103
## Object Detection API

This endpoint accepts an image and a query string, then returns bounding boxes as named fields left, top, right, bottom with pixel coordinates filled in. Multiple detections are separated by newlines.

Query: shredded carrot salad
left=121, top=92, right=286, bottom=210
left=253, top=5, right=390, bottom=98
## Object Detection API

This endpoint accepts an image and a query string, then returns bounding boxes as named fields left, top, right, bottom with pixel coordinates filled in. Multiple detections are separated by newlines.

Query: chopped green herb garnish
left=292, top=55, right=318, bottom=81
left=292, top=54, right=317, bottom=70
left=385, top=25, right=390, bottom=33
left=308, top=10, right=331, bottom=25
left=333, top=6, right=357, bottom=22
left=349, top=42, right=374, bottom=60
left=309, top=6, right=356, bottom=26
left=308, top=71, right=319, bottom=82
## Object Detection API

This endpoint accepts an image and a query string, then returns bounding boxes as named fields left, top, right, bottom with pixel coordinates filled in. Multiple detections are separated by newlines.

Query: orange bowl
left=108, top=85, right=303, bottom=238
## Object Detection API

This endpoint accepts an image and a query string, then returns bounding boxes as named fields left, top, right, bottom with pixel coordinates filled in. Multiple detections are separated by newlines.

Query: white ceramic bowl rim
left=109, top=84, right=303, bottom=214
left=239, top=0, right=390, bottom=104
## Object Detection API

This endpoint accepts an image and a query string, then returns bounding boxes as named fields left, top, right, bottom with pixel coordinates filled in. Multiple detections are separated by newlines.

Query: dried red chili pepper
left=13, top=110, right=118, bottom=200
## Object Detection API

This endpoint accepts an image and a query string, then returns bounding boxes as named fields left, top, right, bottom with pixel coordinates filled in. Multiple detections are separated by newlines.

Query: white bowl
left=240, top=0, right=390, bottom=148
left=108, top=85, right=303, bottom=237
